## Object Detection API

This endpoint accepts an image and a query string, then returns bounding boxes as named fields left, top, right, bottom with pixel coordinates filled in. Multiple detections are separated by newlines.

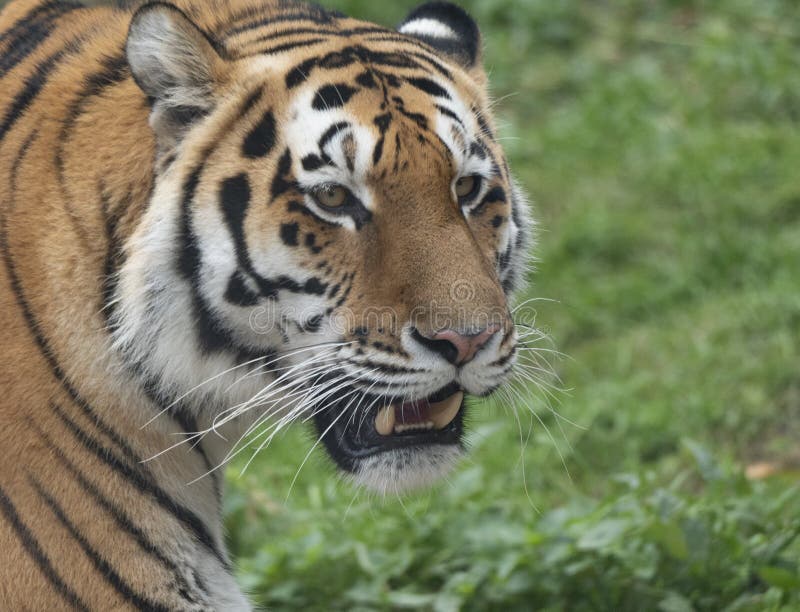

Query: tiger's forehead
left=231, top=14, right=487, bottom=109
left=278, top=70, right=491, bottom=187
left=234, top=33, right=495, bottom=185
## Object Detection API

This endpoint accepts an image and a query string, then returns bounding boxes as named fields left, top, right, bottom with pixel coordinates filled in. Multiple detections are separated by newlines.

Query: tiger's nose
left=411, top=325, right=499, bottom=365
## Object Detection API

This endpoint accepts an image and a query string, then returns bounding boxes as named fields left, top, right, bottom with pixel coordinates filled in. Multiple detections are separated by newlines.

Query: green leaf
left=386, top=591, right=436, bottom=608
left=658, top=591, right=696, bottom=612
left=682, top=439, right=724, bottom=482
left=576, top=518, right=630, bottom=551
left=757, top=566, right=800, bottom=591
left=648, top=520, right=689, bottom=560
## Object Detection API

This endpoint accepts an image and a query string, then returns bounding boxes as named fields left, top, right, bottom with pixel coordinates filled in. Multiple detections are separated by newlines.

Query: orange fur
left=0, top=1, right=527, bottom=608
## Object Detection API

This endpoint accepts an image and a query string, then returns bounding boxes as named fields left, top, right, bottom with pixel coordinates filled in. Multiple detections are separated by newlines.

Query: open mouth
left=313, top=382, right=466, bottom=472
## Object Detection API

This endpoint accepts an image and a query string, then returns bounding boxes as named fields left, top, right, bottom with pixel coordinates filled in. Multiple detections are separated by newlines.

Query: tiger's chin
left=313, top=384, right=467, bottom=494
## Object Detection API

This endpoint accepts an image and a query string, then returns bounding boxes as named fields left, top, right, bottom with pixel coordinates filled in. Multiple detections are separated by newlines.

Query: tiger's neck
left=0, top=10, right=249, bottom=606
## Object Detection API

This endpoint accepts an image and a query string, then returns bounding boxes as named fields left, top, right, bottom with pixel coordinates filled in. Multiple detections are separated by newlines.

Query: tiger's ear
left=126, top=2, right=227, bottom=149
left=398, top=2, right=482, bottom=74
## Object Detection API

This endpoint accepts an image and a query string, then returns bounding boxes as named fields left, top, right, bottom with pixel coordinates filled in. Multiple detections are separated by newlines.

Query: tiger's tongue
left=375, top=391, right=464, bottom=435
left=396, top=399, right=432, bottom=425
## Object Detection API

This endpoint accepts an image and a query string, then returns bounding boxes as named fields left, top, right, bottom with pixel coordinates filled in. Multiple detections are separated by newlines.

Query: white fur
left=400, top=18, right=459, bottom=41
left=349, top=446, right=464, bottom=494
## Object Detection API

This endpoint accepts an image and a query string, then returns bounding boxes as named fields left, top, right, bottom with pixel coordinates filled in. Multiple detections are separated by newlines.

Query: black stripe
left=242, top=25, right=430, bottom=56
left=345, top=359, right=426, bottom=375
left=242, top=108, right=276, bottom=158
left=407, top=50, right=454, bottom=81
left=312, top=83, right=358, bottom=110
left=225, top=271, right=260, bottom=306
left=98, top=182, right=219, bottom=492
left=173, top=89, right=273, bottom=354
left=219, top=173, right=255, bottom=270
left=236, top=25, right=335, bottom=44
left=359, top=39, right=454, bottom=80
left=224, top=8, right=338, bottom=38
left=0, top=0, right=54, bottom=45
left=252, top=37, right=327, bottom=57
left=258, top=274, right=328, bottom=299
left=270, top=147, right=295, bottom=197
left=0, top=45, right=66, bottom=140
left=469, top=140, right=488, bottom=159
left=474, top=108, right=495, bottom=140
left=436, top=104, right=464, bottom=127
left=0, top=130, right=141, bottom=465
left=301, top=153, right=325, bottom=171
left=99, top=183, right=125, bottom=328
left=280, top=221, right=299, bottom=247
left=374, top=112, right=392, bottom=134
left=0, top=0, right=81, bottom=76
left=217, top=172, right=330, bottom=299
left=30, top=476, right=172, bottom=612
left=241, top=24, right=389, bottom=47
left=406, top=76, right=450, bottom=99
left=318, top=120, right=350, bottom=150
left=372, top=136, right=385, bottom=165
left=30, top=421, right=207, bottom=603
left=471, top=185, right=506, bottom=216
left=0, top=0, right=75, bottom=43
left=0, top=484, right=90, bottom=611
left=177, top=145, right=235, bottom=354
left=51, top=403, right=229, bottom=569
left=285, top=45, right=426, bottom=89
left=119, top=359, right=222, bottom=505
left=241, top=87, right=263, bottom=114
left=498, top=242, right=513, bottom=272
left=55, top=53, right=130, bottom=210
left=397, top=105, right=429, bottom=129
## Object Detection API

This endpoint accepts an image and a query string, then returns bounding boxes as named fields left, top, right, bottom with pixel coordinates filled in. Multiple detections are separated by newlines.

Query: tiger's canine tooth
left=375, top=404, right=396, bottom=436
left=430, top=391, right=464, bottom=430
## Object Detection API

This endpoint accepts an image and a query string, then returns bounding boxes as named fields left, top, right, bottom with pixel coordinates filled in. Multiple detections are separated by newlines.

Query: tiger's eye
left=315, top=185, right=348, bottom=208
left=455, top=175, right=477, bottom=198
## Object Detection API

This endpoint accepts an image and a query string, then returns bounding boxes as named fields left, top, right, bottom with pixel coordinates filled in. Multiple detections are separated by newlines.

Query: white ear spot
left=397, top=2, right=481, bottom=68
left=399, top=18, right=459, bottom=40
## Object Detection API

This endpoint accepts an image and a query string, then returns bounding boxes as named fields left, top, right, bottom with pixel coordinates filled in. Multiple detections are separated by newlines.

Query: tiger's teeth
left=430, top=391, right=464, bottom=430
left=394, top=422, right=434, bottom=433
left=375, top=404, right=395, bottom=436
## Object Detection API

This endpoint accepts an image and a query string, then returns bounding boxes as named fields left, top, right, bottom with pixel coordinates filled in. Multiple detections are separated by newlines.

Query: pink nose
left=415, top=325, right=500, bottom=365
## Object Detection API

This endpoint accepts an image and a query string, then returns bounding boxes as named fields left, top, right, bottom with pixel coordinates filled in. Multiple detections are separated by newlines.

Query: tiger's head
left=115, top=1, right=533, bottom=492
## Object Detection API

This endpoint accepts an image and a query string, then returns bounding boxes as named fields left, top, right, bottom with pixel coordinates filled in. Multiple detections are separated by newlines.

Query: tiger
left=0, top=0, right=533, bottom=608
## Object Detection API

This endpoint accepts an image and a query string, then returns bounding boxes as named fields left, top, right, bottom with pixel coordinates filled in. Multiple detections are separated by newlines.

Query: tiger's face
left=117, top=1, right=532, bottom=492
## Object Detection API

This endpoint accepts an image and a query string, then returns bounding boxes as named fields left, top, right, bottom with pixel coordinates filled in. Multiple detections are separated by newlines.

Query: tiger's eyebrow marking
left=312, top=83, right=358, bottom=110
left=318, top=121, right=350, bottom=149
left=301, top=121, right=352, bottom=173
left=301, top=152, right=334, bottom=172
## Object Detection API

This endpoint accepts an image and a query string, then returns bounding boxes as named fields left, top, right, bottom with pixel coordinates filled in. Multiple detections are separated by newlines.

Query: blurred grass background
left=4, top=0, right=798, bottom=609
left=223, top=1, right=800, bottom=610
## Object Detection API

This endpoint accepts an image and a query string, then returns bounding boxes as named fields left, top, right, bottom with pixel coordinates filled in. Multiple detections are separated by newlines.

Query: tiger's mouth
left=313, top=382, right=465, bottom=474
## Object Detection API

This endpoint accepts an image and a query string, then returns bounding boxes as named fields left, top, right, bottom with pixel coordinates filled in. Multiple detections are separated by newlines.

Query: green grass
left=0, top=0, right=795, bottom=607
left=220, top=0, right=800, bottom=609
